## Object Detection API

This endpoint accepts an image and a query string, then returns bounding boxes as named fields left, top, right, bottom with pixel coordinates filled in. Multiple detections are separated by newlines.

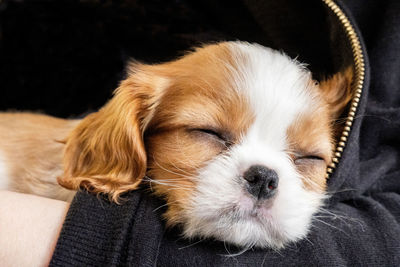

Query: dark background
left=0, top=0, right=343, bottom=118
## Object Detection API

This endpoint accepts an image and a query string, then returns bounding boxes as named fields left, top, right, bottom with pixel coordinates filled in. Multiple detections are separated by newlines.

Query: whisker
left=166, top=157, right=195, bottom=177
left=178, top=239, right=205, bottom=250
left=312, top=218, right=349, bottom=236
left=317, top=207, right=365, bottom=229
left=153, top=200, right=181, bottom=212
left=220, top=240, right=252, bottom=258
left=143, top=176, right=194, bottom=191
left=152, top=159, right=195, bottom=180
left=144, top=178, right=193, bottom=187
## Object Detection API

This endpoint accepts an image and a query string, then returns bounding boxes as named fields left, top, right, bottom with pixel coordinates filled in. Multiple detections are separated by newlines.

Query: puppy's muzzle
left=243, top=165, right=279, bottom=200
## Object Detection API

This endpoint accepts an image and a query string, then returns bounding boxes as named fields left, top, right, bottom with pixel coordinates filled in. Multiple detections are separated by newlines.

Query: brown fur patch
left=286, top=100, right=332, bottom=192
left=287, top=67, right=354, bottom=192
left=0, top=112, right=78, bottom=201
left=319, top=67, right=353, bottom=120
left=58, top=70, right=168, bottom=202
left=144, top=43, right=255, bottom=223
left=320, top=67, right=354, bottom=140
left=59, top=43, right=254, bottom=208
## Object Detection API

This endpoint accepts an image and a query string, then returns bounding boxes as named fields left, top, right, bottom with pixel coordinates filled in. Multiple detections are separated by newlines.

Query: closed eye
left=194, top=128, right=225, bottom=140
left=300, top=155, right=324, bottom=161
left=189, top=127, right=234, bottom=148
left=294, top=155, right=326, bottom=165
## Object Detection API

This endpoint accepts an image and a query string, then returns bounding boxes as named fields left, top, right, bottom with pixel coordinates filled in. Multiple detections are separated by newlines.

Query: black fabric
left=51, top=190, right=165, bottom=266
left=1, top=0, right=399, bottom=266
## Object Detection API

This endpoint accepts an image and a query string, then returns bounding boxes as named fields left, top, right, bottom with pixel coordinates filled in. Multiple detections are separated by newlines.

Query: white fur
left=182, top=42, right=325, bottom=248
left=0, top=151, right=9, bottom=189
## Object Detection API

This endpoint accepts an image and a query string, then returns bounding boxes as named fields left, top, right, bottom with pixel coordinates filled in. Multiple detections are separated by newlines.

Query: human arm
left=0, top=190, right=69, bottom=267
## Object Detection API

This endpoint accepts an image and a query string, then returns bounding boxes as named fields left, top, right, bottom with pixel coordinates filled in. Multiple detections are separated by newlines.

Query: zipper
left=322, top=0, right=365, bottom=178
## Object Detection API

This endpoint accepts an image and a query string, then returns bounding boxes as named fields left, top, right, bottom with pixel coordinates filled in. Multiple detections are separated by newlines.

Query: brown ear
left=319, top=67, right=354, bottom=120
left=58, top=64, right=168, bottom=202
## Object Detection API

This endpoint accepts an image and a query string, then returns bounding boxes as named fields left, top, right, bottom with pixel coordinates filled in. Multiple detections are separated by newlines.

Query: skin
left=0, top=190, right=69, bottom=267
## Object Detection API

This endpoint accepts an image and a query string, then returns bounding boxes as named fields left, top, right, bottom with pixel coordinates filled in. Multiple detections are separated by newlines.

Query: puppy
left=0, top=42, right=353, bottom=248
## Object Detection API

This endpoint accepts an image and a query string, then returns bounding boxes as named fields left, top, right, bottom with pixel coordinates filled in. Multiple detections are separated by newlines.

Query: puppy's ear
left=58, top=63, right=168, bottom=202
left=319, top=67, right=354, bottom=120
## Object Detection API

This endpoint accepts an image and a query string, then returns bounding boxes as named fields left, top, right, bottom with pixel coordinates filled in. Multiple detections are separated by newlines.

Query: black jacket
left=1, top=0, right=399, bottom=266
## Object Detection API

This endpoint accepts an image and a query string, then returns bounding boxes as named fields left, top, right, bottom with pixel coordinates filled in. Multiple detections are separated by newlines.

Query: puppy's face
left=60, top=42, right=353, bottom=248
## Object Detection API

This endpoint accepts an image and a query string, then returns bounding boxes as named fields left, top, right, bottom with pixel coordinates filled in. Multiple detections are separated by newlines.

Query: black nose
left=243, top=165, right=279, bottom=200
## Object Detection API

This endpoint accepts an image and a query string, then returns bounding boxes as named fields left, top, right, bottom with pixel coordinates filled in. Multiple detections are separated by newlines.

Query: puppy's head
left=59, top=42, right=353, bottom=248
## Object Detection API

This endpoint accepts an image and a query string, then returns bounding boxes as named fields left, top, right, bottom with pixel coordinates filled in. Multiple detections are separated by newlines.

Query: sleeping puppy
left=0, top=42, right=353, bottom=249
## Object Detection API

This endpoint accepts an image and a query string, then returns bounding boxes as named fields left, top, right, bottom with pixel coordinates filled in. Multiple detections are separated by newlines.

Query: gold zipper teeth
left=322, top=0, right=365, bottom=179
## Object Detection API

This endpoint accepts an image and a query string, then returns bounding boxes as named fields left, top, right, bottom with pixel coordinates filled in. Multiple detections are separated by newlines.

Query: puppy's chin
left=177, top=148, right=325, bottom=249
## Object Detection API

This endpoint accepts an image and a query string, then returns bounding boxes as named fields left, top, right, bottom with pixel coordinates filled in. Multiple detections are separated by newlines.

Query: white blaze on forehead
left=227, top=42, right=315, bottom=149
